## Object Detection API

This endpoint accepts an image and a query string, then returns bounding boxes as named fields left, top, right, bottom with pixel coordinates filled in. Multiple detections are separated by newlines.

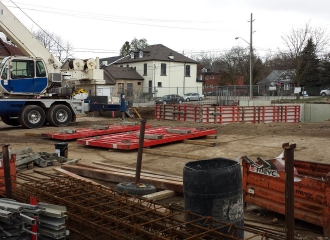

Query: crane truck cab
left=0, top=56, right=51, bottom=95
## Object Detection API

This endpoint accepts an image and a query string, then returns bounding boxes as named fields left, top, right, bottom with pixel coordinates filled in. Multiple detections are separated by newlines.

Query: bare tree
left=215, top=47, right=250, bottom=85
left=281, top=22, right=330, bottom=89
left=32, top=29, right=73, bottom=62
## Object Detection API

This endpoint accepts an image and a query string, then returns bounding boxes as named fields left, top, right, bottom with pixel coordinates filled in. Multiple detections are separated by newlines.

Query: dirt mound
left=133, top=107, right=155, bottom=120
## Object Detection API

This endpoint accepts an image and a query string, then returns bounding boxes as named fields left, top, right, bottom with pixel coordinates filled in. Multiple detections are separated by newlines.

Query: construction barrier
left=155, top=104, right=300, bottom=124
left=242, top=157, right=330, bottom=237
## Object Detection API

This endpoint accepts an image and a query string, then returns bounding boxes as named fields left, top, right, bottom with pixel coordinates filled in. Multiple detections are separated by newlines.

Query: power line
left=3, top=0, right=227, bottom=24
left=4, top=2, right=226, bottom=32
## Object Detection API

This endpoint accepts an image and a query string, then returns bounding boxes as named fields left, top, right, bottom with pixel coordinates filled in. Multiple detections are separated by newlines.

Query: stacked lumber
left=61, top=162, right=183, bottom=193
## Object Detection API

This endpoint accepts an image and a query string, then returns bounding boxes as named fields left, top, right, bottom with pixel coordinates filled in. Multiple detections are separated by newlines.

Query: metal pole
left=2, top=144, right=13, bottom=199
left=135, top=119, right=147, bottom=184
left=249, top=13, right=253, bottom=101
left=283, top=142, right=296, bottom=240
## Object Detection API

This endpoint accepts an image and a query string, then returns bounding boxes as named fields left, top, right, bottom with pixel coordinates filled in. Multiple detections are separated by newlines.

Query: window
left=139, top=51, right=143, bottom=58
left=143, top=64, right=147, bottom=75
left=130, top=52, right=134, bottom=59
left=185, top=65, right=190, bottom=77
left=11, top=59, right=34, bottom=79
left=127, top=83, right=133, bottom=97
left=120, top=65, right=123, bottom=67
left=161, top=63, right=166, bottom=76
left=137, top=82, right=141, bottom=85
left=210, top=75, right=214, bottom=79
left=284, top=84, right=290, bottom=90
left=157, top=82, right=162, bottom=87
left=205, top=75, right=209, bottom=80
left=36, top=61, right=46, bottom=77
left=126, top=64, right=129, bottom=67
left=118, top=83, right=124, bottom=93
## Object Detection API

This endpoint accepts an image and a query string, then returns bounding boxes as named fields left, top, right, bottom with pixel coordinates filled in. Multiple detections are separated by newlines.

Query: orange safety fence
left=155, top=104, right=301, bottom=124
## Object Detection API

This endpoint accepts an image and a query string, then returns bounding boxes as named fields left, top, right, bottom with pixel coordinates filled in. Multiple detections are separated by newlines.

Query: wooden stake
left=184, top=139, right=216, bottom=147
left=143, top=149, right=201, bottom=160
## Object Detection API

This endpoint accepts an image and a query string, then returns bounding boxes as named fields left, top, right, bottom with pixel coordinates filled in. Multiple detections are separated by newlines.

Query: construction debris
left=0, top=148, right=79, bottom=170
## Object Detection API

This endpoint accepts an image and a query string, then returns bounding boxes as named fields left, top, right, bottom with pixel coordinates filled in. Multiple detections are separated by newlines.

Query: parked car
left=320, top=88, right=330, bottom=96
left=155, top=94, right=184, bottom=104
left=183, top=92, right=205, bottom=101
left=205, top=91, right=218, bottom=96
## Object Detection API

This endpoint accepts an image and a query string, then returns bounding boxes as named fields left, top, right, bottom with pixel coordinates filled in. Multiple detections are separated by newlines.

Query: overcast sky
left=2, top=0, right=330, bottom=60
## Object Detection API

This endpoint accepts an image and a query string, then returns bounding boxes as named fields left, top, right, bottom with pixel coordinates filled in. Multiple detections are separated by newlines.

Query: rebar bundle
left=11, top=171, right=284, bottom=240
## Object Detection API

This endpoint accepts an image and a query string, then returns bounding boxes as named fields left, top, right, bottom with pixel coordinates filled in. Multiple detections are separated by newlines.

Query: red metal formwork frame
left=242, top=158, right=330, bottom=237
left=43, top=124, right=152, bottom=140
left=155, top=105, right=301, bottom=124
left=0, top=154, right=17, bottom=195
left=77, top=126, right=217, bottom=150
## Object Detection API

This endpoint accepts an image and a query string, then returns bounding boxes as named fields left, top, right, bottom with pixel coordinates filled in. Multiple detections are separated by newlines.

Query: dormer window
left=130, top=52, right=134, bottom=59
left=139, top=51, right=143, bottom=58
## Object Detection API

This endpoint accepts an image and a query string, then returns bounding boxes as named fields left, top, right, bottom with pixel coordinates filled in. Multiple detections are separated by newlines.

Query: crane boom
left=0, top=1, right=61, bottom=73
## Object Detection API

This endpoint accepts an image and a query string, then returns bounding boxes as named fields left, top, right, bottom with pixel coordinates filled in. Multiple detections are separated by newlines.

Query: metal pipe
left=283, top=142, right=296, bottom=240
left=2, top=144, right=12, bottom=199
left=135, top=119, right=147, bottom=184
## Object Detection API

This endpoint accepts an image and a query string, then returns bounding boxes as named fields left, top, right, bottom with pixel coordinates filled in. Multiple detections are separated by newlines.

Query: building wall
left=118, top=60, right=201, bottom=97
left=114, top=79, right=143, bottom=99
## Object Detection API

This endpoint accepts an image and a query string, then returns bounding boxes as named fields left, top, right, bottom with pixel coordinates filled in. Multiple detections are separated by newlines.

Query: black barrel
left=183, top=158, right=244, bottom=239
left=54, top=142, right=68, bottom=158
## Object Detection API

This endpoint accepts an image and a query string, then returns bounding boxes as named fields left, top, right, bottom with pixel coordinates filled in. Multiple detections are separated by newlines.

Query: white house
left=115, top=44, right=202, bottom=97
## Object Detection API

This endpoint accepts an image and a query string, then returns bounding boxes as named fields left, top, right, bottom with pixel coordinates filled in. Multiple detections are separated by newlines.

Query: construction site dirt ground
left=1, top=107, right=329, bottom=239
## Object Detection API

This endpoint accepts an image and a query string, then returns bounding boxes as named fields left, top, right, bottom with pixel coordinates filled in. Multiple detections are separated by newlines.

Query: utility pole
left=249, top=13, right=253, bottom=101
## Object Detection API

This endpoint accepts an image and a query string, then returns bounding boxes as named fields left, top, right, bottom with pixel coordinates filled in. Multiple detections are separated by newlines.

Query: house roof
left=0, top=38, right=25, bottom=56
left=100, top=56, right=124, bottom=66
left=103, top=66, right=144, bottom=80
left=257, top=70, right=295, bottom=85
left=115, top=44, right=197, bottom=64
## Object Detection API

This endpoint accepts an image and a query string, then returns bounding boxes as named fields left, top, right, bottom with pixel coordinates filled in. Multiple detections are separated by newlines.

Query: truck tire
left=47, top=104, right=72, bottom=127
left=19, top=105, right=46, bottom=129
left=1, top=116, right=20, bottom=126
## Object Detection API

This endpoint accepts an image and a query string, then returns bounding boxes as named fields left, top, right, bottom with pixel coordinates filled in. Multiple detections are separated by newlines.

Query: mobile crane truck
left=0, top=1, right=126, bottom=129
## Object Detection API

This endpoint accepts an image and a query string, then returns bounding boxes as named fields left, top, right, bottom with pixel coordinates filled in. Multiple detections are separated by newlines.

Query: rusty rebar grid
left=11, top=172, right=284, bottom=240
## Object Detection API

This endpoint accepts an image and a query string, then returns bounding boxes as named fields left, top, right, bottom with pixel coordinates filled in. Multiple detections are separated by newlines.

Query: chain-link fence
left=93, top=85, right=327, bottom=107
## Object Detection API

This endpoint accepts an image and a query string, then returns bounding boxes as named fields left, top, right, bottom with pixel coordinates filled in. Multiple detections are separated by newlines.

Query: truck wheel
left=1, top=116, right=20, bottom=126
left=322, top=93, right=326, bottom=96
left=19, top=105, right=45, bottom=129
left=47, top=104, right=72, bottom=127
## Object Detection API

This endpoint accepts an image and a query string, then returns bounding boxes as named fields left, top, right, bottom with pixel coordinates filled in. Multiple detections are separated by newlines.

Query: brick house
left=0, top=38, right=25, bottom=61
